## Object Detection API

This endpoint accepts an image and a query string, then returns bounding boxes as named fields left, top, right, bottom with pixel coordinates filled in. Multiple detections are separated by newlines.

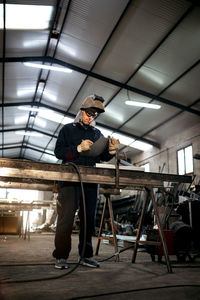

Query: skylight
left=0, top=4, right=53, bottom=30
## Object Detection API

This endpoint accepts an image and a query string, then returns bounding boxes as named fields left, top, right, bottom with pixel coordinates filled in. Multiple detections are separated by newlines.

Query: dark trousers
left=52, top=183, right=98, bottom=259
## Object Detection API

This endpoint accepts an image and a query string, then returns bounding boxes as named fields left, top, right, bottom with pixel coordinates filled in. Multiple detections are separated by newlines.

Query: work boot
left=55, top=258, right=68, bottom=269
left=79, top=257, right=100, bottom=268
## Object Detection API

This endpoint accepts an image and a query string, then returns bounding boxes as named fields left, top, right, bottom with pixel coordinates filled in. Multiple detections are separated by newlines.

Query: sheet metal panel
left=57, top=0, right=129, bottom=68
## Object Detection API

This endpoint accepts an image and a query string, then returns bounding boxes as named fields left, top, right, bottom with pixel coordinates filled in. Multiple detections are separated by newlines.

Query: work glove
left=108, top=137, right=120, bottom=155
left=77, top=139, right=93, bottom=152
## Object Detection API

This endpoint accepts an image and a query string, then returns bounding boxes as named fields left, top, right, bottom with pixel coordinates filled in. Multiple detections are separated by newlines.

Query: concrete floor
left=0, top=233, right=200, bottom=300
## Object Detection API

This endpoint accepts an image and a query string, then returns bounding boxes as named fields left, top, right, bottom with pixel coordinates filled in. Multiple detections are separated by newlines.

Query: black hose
left=66, top=284, right=200, bottom=300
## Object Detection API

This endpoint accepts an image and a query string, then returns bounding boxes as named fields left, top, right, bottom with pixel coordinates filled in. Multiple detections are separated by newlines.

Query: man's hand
left=77, top=139, right=93, bottom=152
left=108, top=137, right=120, bottom=155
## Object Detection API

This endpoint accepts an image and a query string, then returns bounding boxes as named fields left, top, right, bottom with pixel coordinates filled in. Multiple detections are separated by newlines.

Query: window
left=177, top=145, right=193, bottom=175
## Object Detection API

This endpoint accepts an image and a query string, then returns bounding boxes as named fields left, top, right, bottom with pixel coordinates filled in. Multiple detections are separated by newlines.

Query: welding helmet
left=81, top=95, right=105, bottom=113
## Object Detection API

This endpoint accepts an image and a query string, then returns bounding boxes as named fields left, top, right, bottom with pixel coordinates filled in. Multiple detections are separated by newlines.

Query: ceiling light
left=130, top=140, right=152, bottom=151
left=0, top=4, right=53, bottom=30
left=23, top=40, right=47, bottom=48
left=17, top=88, right=56, bottom=101
left=125, top=100, right=161, bottom=109
left=17, top=89, right=35, bottom=97
left=24, top=62, right=72, bottom=73
left=15, top=131, right=43, bottom=137
left=18, top=106, right=73, bottom=125
left=38, top=110, right=73, bottom=124
left=14, top=116, right=28, bottom=125
left=18, top=106, right=40, bottom=112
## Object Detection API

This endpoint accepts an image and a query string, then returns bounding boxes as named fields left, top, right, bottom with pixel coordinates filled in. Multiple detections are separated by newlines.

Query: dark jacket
left=54, top=122, right=113, bottom=166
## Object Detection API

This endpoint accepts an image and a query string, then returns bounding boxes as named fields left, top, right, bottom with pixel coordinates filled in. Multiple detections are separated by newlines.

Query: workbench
left=0, top=158, right=191, bottom=190
left=0, top=158, right=192, bottom=272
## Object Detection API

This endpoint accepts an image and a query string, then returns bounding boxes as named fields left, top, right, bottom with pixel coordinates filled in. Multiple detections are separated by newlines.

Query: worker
left=53, top=95, right=120, bottom=269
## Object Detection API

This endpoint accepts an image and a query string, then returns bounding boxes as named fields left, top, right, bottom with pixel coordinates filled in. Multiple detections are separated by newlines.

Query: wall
left=132, top=122, right=200, bottom=184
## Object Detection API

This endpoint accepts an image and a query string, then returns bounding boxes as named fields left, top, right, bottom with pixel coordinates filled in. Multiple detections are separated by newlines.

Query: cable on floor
left=66, top=284, right=200, bottom=300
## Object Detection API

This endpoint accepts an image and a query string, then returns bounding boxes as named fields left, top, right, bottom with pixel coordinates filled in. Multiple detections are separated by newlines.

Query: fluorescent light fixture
left=112, top=133, right=134, bottom=146
left=0, top=4, right=53, bottom=30
left=15, top=131, right=43, bottom=137
left=23, top=40, right=47, bottom=48
left=24, top=62, right=72, bottom=73
left=17, top=89, right=57, bottom=101
left=17, top=106, right=73, bottom=125
left=130, top=140, right=152, bottom=151
left=18, top=106, right=40, bottom=112
left=17, top=89, right=35, bottom=97
left=14, top=116, right=28, bottom=125
left=38, top=110, right=73, bottom=125
left=125, top=100, right=161, bottom=110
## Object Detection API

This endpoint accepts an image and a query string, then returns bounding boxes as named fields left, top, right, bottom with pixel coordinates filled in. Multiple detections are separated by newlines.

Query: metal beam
left=0, top=145, right=56, bottom=158
left=1, top=102, right=160, bottom=148
left=0, top=127, right=58, bottom=139
left=1, top=56, right=200, bottom=117
left=0, top=158, right=192, bottom=190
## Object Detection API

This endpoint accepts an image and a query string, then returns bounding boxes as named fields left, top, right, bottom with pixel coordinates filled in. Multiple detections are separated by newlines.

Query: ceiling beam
left=105, top=4, right=195, bottom=109
left=0, top=127, right=58, bottom=139
left=140, top=98, right=200, bottom=139
left=66, top=0, right=133, bottom=112
left=1, top=102, right=160, bottom=148
left=0, top=144, right=56, bottom=158
left=18, top=0, right=72, bottom=160
left=2, top=56, right=200, bottom=117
